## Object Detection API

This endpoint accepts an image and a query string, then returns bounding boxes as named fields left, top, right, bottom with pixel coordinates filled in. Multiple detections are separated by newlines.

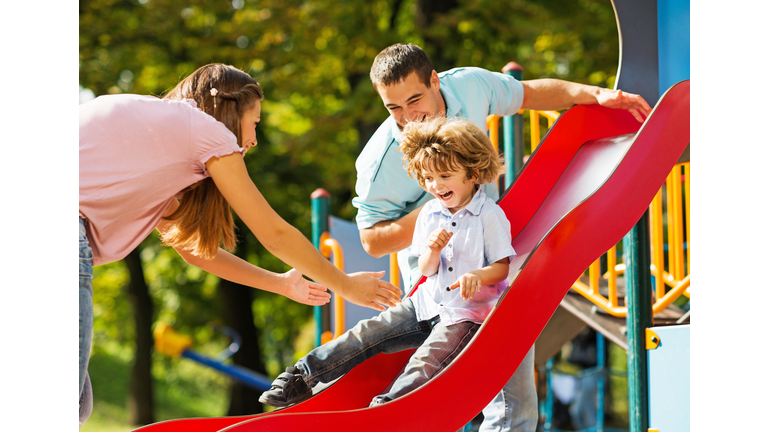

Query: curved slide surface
left=134, top=80, right=689, bottom=432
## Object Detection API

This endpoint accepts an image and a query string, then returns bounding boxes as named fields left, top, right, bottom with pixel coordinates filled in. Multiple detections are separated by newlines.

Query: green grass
left=81, top=346, right=230, bottom=431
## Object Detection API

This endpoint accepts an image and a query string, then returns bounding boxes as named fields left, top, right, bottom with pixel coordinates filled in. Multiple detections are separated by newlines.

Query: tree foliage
left=80, top=0, right=620, bottom=419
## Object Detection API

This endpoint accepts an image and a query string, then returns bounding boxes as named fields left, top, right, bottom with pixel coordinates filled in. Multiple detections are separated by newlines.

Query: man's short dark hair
left=370, top=43, right=435, bottom=89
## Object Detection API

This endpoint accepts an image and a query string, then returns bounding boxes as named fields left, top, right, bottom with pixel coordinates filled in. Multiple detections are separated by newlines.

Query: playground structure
left=140, top=1, right=690, bottom=431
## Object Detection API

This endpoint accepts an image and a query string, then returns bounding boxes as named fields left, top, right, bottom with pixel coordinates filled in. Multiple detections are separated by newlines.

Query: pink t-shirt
left=79, top=94, right=246, bottom=265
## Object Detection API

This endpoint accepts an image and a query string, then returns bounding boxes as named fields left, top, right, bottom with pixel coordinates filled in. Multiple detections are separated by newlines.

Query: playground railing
left=496, top=109, right=691, bottom=318
left=570, top=162, right=690, bottom=317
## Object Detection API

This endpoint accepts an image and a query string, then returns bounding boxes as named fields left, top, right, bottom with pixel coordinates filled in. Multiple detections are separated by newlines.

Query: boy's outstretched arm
left=449, top=258, right=510, bottom=301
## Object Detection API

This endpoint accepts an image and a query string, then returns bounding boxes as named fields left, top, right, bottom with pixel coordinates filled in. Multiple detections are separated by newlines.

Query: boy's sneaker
left=259, top=366, right=313, bottom=407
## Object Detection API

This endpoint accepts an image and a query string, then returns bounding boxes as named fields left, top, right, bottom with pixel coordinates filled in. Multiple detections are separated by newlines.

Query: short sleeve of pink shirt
left=79, top=94, right=246, bottom=265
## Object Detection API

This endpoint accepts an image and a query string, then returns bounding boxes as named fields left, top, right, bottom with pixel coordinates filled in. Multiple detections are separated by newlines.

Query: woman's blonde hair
left=161, top=64, right=264, bottom=260
left=398, top=117, right=505, bottom=188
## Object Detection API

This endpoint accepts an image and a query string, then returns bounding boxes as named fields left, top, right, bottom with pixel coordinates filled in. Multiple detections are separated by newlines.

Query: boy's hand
left=426, top=228, right=453, bottom=253
left=449, top=272, right=482, bottom=300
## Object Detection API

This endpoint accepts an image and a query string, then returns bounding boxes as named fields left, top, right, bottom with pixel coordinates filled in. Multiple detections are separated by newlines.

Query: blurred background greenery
left=79, top=0, right=623, bottom=430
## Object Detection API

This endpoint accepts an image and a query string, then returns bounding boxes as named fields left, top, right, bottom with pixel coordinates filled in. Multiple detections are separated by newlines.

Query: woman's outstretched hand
left=282, top=268, right=332, bottom=306
left=343, top=271, right=403, bottom=311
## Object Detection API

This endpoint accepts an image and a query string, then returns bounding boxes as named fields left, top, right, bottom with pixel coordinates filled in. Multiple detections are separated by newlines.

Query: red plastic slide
left=134, top=80, right=689, bottom=432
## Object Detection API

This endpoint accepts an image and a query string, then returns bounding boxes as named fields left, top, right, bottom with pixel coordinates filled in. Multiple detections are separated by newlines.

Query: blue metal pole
left=182, top=350, right=272, bottom=391
left=596, top=333, right=605, bottom=432
left=502, top=62, right=524, bottom=190
left=544, top=359, right=554, bottom=432
left=311, top=188, right=331, bottom=347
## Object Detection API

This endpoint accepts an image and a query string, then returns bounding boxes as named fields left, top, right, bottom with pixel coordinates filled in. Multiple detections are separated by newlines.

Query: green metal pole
left=502, top=62, right=524, bottom=190
left=311, top=188, right=331, bottom=347
left=624, top=211, right=653, bottom=432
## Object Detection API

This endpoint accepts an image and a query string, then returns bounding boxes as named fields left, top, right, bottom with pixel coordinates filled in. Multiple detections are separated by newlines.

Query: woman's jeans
left=296, top=297, right=480, bottom=402
left=79, top=218, right=94, bottom=419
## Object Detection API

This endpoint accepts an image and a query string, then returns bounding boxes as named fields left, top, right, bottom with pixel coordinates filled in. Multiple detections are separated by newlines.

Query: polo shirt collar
left=440, top=84, right=462, bottom=119
left=388, top=116, right=403, bottom=141
left=432, top=186, right=486, bottom=216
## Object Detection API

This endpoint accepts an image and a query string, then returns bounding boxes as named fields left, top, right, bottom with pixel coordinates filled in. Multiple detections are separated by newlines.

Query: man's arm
left=359, top=204, right=424, bottom=258
left=520, top=79, right=652, bottom=122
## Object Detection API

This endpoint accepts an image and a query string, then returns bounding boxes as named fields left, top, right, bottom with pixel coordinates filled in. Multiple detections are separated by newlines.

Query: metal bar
left=571, top=280, right=627, bottom=317
left=389, top=253, right=400, bottom=290
left=530, top=110, right=541, bottom=151
left=311, top=188, right=331, bottom=347
left=684, top=163, right=690, bottom=275
left=607, top=246, right=618, bottom=308
left=321, top=234, right=346, bottom=340
left=671, top=165, right=685, bottom=279
left=502, top=63, right=524, bottom=188
left=182, top=350, right=272, bottom=391
left=650, top=189, right=666, bottom=302
left=664, top=170, right=681, bottom=282
left=652, top=274, right=690, bottom=313
left=589, top=261, right=600, bottom=295
left=544, top=359, right=554, bottom=432
left=487, top=114, right=501, bottom=192
left=624, top=211, right=653, bottom=432
left=597, top=333, right=605, bottom=432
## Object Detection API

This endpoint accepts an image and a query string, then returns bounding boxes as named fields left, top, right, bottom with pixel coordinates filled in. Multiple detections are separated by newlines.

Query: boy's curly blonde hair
left=398, top=117, right=506, bottom=188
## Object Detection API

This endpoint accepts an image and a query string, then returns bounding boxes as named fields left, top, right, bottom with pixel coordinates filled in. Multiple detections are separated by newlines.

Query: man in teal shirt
left=353, top=43, right=650, bottom=432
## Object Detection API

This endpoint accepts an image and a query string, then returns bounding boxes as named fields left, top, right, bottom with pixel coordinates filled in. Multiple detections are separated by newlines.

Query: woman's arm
left=205, top=153, right=402, bottom=311
left=157, top=202, right=331, bottom=306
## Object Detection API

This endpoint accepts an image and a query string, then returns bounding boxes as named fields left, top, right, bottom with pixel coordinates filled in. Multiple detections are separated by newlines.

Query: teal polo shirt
left=352, top=67, right=524, bottom=287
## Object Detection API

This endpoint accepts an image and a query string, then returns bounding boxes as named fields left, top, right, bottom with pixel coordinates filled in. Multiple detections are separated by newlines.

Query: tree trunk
left=124, top=247, right=155, bottom=425
left=219, top=278, right=266, bottom=415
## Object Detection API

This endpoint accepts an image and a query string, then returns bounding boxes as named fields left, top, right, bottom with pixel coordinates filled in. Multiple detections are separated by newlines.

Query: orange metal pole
left=389, top=253, right=400, bottom=290
left=320, top=233, right=346, bottom=340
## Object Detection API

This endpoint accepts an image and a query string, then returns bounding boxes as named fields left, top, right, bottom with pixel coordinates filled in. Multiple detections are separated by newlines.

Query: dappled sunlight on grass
left=81, top=344, right=230, bottom=431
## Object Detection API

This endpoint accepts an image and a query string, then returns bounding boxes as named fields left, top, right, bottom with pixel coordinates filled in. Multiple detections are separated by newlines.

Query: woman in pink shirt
left=78, top=64, right=402, bottom=423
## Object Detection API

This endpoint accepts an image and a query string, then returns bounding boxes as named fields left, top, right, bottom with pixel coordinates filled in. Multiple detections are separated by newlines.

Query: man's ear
left=430, top=70, right=440, bottom=90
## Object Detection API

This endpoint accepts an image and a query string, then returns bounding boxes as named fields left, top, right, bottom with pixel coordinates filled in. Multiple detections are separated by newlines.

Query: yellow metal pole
left=589, top=261, right=600, bottom=295
left=683, top=162, right=691, bottom=274
left=571, top=280, right=627, bottom=317
left=652, top=275, right=690, bottom=314
left=607, top=246, right=618, bottom=308
left=684, top=162, right=691, bottom=275
left=530, top=110, right=541, bottom=151
left=671, top=165, right=685, bottom=279
left=650, top=190, right=666, bottom=302
left=664, top=172, right=679, bottom=282
left=487, top=115, right=501, bottom=191
left=389, top=253, right=400, bottom=290
left=487, top=115, right=500, bottom=154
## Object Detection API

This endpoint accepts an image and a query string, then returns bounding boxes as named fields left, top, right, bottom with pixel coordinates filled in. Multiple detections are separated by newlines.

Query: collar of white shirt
left=428, top=186, right=487, bottom=217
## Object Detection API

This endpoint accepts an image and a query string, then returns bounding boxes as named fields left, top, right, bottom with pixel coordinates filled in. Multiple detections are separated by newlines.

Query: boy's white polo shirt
left=410, top=188, right=516, bottom=325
